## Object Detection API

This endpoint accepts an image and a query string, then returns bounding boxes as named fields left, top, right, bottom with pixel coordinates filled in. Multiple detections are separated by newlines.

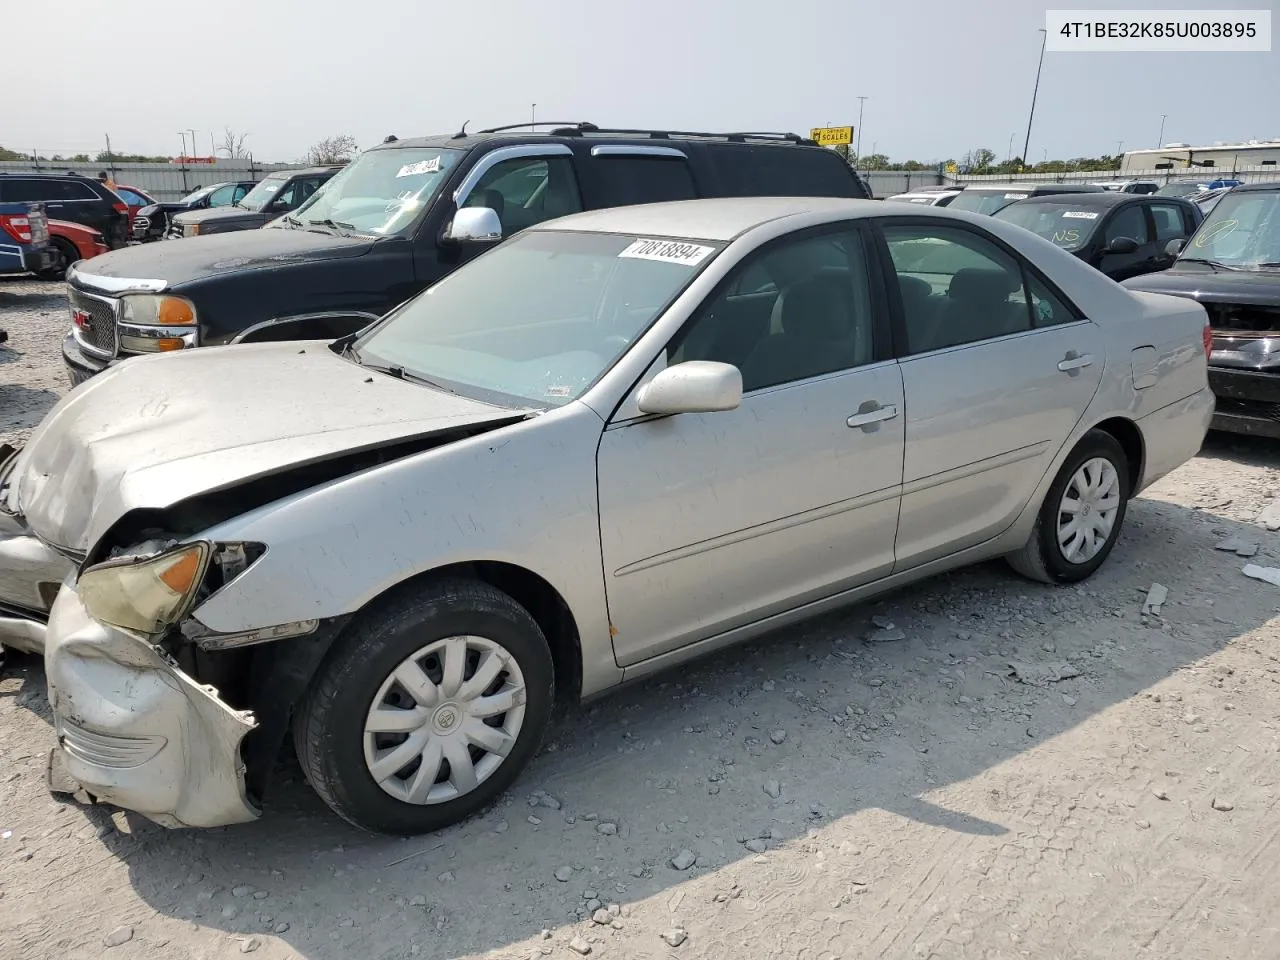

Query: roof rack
left=469, top=121, right=593, bottom=137
left=469, top=121, right=814, bottom=145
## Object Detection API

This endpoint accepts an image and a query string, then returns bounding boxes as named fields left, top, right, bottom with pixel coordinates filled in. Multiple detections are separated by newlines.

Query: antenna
left=452, top=121, right=470, bottom=140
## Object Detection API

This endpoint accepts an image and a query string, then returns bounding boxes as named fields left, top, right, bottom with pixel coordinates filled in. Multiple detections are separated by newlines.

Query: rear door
left=1147, top=199, right=1195, bottom=270
left=578, top=146, right=698, bottom=206
left=876, top=217, right=1105, bottom=569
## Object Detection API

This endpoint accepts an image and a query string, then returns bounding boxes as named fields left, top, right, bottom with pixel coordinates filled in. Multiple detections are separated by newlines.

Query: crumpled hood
left=4, top=342, right=532, bottom=553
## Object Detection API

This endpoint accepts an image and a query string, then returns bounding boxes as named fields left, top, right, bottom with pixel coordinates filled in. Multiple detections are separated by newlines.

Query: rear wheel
left=38, top=237, right=79, bottom=281
left=1007, top=429, right=1130, bottom=584
left=293, top=578, right=555, bottom=835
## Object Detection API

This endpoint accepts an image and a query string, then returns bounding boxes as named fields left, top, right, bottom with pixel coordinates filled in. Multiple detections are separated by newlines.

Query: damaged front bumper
left=44, top=581, right=261, bottom=829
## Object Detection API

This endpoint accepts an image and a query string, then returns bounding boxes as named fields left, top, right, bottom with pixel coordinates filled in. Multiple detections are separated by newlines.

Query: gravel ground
left=4, top=276, right=1280, bottom=960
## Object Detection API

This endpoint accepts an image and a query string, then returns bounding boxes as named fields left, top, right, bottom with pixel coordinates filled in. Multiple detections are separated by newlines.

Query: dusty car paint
left=6, top=197, right=1214, bottom=829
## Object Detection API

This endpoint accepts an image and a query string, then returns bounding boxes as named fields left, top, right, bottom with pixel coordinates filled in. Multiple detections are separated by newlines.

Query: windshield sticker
left=1004, top=193, right=1029, bottom=200
left=619, top=239, right=715, bottom=265
left=545, top=385, right=572, bottom=398
left=1061, top=211, right=1099, bottom=220
left=1052, top=229, right=1081, bottom=245
left=396, top=157, right=442, bottom=178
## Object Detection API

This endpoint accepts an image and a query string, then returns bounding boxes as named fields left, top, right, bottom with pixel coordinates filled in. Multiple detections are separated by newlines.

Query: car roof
left=1004, top=191, right=1162, bottom=208
left=529, top=196, right=1013, bottom=242
left=1232, top=181, right=1280, bottom=193
left=370, top=126, right=823, bottom=154
left=965, top=182, right=1103, bottom=193
left=265, top=166, right=342, bottom=178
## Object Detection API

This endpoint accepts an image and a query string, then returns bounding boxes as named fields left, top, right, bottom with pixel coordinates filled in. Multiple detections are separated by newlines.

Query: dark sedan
left=168, top=167, right=340, bottom=239
left=994, top=192, right=1201, bottom=282
left=1123, top=181, right=1280, bottom=438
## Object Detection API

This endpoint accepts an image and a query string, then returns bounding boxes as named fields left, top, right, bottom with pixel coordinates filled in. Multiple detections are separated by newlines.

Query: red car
left=40, top=219, right=109, bottom=280
left=110, top=184, right=157, bottom=224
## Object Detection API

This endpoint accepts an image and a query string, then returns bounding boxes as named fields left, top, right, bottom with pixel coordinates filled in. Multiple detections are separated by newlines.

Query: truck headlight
left=186, top=223, right=200, bottom=237
left=119, top=294, right=197, bottom=327
left=79, top=542, right=210, bottom=635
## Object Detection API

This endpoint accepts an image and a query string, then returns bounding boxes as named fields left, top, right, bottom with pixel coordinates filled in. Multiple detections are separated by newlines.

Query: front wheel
left=1006, top=429, right=1130, bottom=584
left=38, top=237, right=79, bottom=281
left=293, top=578, right=554, bottom=835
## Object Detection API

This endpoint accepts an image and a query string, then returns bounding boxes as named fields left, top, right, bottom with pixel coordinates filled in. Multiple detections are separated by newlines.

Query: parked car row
left=131, top=180, right=258, bottom=242
left=2, top=122, right=1270, bottom=840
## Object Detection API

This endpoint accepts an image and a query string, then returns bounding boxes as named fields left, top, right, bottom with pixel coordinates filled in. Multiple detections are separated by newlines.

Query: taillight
left=0, top=215, right=33, bottom=243
left=1203, top=323, right=1213, bottom=359
left=113, top=202, right=129, bottom=215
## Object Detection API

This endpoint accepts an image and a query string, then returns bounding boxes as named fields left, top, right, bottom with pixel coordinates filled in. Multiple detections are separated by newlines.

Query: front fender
left=186, top=400, right=620, bottom=695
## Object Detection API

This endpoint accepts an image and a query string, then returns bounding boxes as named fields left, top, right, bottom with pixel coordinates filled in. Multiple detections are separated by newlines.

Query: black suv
left=62, top=123, right=871, bottom=385
left=132, top=181, right=258, bottom=242
left=0, top=173, right=130, bottom=248
left=168, top=167, right=342, bottom=239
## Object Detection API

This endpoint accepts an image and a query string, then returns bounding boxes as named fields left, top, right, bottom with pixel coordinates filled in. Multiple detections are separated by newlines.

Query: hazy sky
left=9, top=0, right=1277, bottom=164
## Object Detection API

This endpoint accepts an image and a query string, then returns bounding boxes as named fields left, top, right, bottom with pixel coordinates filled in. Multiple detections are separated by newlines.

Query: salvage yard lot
left=2, top=276, right=1280, bottom=960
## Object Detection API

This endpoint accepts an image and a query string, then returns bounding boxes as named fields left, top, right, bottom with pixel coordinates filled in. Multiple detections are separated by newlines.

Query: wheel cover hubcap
left=362, top=635, right=527, bottom=805
left=1057, top=456, right=1121, bottom=564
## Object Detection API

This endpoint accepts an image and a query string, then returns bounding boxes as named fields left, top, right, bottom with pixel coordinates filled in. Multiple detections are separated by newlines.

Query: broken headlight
left=79, top=541, right=211, bottom=635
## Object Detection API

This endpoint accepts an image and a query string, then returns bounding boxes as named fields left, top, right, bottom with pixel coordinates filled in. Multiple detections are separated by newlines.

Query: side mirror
left=1106, top=236, right=1139, bottom=255
left=1165, top=237, right=1186, bottom=257
left=445, top=206, right=503, bottom=243
left=636, top=361, right=742, bottom=416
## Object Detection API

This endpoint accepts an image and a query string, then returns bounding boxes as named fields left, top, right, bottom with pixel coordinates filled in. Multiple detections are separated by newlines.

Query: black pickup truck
left=131, top=181, right=258, bottom=242
left=61, top=122, right=872, bottom=386
left=1123, top=182, right=1280, bottom=438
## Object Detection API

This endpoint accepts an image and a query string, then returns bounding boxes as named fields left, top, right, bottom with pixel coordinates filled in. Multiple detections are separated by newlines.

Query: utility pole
left=1156, top=114, right=1167, bottom=148
left=188, top=129, right=198, bottom=159
left=1020, top=28, right=1048, bottom=172
left=855, top=96, right=868, bottom=162
left=176, top=132, right=189, bottom=191
left=104, top=133, right=117, bottom=181
left=531, top=103, right=536, bottom=130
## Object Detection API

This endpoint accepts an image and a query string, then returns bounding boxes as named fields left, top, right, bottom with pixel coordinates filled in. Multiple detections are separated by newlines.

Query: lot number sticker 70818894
left=619, top=238, right=716, bottom=265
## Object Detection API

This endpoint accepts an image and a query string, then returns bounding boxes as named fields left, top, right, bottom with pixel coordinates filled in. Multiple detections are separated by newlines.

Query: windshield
left=993, top=202, right=1102, bottom=251
left=237, top=175, right=289, bottom=212
left=351, top=230, right=723, bottom=406
left=1180, top=190, right=1280, bottom=269
left=1156, top=182, right=1205, bottom=198
left=291, top=147, right=463, bottom=235
left=947, top=190, right=1030, bottom=215
left=179, top=185, right=216, bottom=205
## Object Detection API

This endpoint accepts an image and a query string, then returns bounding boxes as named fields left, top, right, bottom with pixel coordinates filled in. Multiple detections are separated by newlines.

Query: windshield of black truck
left=291, top=148, right=464, bottom=236
left=1181, top=191, right=1280, bottom=269
left=994, top=202, right=1101, bottom=251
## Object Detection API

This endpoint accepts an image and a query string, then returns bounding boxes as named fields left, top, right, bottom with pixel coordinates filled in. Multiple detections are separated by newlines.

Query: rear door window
left=592, top=156, right=697, bottom=206
left=707, top=145, right=863, bottom=198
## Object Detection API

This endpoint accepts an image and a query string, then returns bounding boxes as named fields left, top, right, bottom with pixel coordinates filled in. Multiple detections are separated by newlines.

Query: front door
left=877, top=219, right=1106, bottom=570
left=1097, top=202, right=1155, bottom=281
left=597, top=224, right=905, bottom=667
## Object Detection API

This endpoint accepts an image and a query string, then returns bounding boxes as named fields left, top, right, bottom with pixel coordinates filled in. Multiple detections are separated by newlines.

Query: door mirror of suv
left=1165, top=237, right=1186, bottom=257
left=445, top=207, right=503, bottom=243
left=636, top=361, right=743, bottom=416
left=1106, top=236, right=1139, bottom=255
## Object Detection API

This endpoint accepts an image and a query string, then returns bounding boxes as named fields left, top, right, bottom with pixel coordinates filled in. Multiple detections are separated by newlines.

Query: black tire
left=37, top=237, right=79, bottom=281
left=1006, top=429, right=1130, bottom=584
left=293, top=577, right=554, bottom=835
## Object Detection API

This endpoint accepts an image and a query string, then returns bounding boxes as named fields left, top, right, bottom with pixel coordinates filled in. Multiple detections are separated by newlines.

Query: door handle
left=846, top=403, right=899, bottom=429
left=1057, top=352, right=1094, bottom=372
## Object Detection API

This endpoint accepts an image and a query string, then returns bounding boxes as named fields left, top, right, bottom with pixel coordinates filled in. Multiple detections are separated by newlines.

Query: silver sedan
left=0, top=197, right=1214, bottom=834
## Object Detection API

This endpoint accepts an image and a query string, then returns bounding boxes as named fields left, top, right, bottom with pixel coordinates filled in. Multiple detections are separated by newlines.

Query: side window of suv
left=883, top=223, right=1032, bottom=354
left=592, top=156, right=697, bottom=207
left=1148, top=202, right=1189, bottom=241
left=207, top=184, right=238, bottom=207
left=462, top=156, right=582, bottom=235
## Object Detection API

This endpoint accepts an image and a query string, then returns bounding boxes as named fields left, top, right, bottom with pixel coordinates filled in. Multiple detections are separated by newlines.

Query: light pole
left=531, top=103, right=536, bottom=130
left=188, top=129, right=198, bottom=159
left=855, top=96, right=867, bottom=162
left=176, top=132, right=189, bottom=190
left=1156, top=114, right=1167, bottom=148
left=1116, top=140, right=1124, bottom=157
left=1020, top=28, right=1048, bottom=171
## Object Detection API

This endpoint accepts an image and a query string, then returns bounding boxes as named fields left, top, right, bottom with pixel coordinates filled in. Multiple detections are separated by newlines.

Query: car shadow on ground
left=0, top=384, right=60, bottom=427
left=2, top=489, right=1273, bottom=959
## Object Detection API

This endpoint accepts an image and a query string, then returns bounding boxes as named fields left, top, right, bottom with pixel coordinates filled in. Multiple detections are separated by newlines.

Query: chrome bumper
left=44, top=583, right=261, bottom=829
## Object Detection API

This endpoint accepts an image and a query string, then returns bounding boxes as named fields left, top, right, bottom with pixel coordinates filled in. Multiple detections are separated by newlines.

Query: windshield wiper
left=307, top=217, right=355, bottom=235
left=281, top=213, right=302, bottom=228
left=1177, top=257, right=1239, bottom=272
left=351, top=353, right=457, bottom=393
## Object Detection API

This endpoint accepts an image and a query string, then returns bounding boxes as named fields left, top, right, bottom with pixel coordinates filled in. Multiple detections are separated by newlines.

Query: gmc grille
left=68, top=287, right=118, bottom=357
